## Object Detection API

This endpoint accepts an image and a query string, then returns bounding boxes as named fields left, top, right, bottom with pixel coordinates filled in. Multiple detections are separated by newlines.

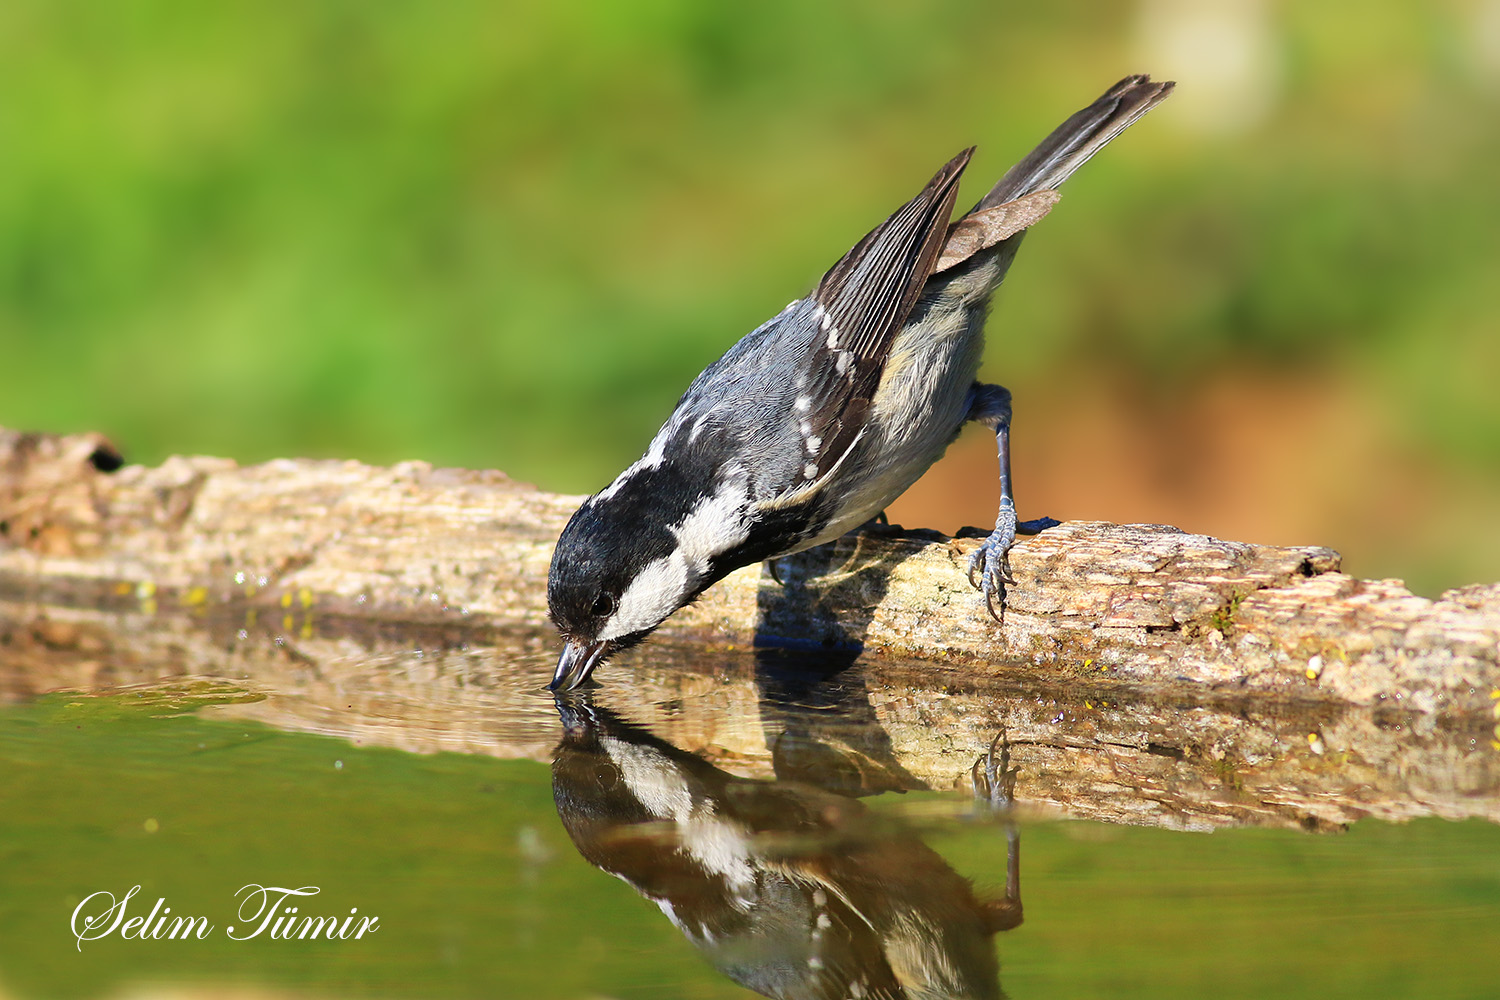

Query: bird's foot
left=971, top=731, right=1018, bottom=812
left=968, top=500, right=1018, bottom=621
left=968, top=506, right=1059, bottom=620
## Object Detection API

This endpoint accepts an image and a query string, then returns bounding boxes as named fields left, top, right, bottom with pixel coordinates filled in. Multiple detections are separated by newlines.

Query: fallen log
left=2, top=427, right=1498, bottom=716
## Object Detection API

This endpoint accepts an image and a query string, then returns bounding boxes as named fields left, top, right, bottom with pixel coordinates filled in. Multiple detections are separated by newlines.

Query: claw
left=967, top=500, right=1056, bottom=623
left=985, top=583, right=1004, bottom=623
left=766, top=557, right=784, bottom=586
left=969, top=503, right=1017, bottom=622
left=972, top=730, right=1017, bottom=810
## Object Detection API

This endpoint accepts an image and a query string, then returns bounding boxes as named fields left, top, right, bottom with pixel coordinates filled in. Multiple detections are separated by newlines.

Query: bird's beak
left=550, top=639, right=609, bottom=691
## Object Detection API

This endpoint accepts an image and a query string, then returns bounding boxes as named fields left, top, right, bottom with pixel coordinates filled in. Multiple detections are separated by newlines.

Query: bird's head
left=546, top=477, right=710, bottom=690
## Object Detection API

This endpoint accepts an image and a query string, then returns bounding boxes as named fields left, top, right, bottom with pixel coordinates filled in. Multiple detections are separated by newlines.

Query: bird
left=548, top=75, right=1174, bottom=690
left=551, top=693, right=1024, bottom=998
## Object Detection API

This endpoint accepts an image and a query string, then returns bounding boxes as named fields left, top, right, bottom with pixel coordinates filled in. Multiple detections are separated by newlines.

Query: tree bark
left=3, top=427, right=1498, bottom=717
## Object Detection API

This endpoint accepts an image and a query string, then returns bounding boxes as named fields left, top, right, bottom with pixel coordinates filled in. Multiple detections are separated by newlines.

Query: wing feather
left=788, top=148, right=973, bottom=486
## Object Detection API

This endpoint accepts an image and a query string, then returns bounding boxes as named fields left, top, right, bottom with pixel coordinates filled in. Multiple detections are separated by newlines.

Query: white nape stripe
left=688, top=414, right=711, bottom=445
left=671, top=471, right=750, bottom=574
left=679, top=816, right=756, bottom=903
left=592, top=410, right=687, bottom=505
left=603, top=738, right=756, bottom=899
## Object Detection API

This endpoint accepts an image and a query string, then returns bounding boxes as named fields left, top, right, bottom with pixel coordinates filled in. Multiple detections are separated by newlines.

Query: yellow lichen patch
left=298, top=587, right=314, bottom=609
left=280, top=592, right=293, bottom=608
left=181, top=586, right=208, bottom=607
left=114, top=582, right=132, bottom=596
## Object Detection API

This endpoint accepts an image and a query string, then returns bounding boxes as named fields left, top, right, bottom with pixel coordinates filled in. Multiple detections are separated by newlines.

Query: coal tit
left=548, top=76, right=1173, bottom=689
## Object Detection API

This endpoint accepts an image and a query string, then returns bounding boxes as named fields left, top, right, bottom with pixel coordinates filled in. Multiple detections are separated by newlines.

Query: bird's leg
left=972, top=729, right=1024, bottom=929
left=964, top=383, right=1059, bottom=621
left=971, top=729, right=1018, bottom=811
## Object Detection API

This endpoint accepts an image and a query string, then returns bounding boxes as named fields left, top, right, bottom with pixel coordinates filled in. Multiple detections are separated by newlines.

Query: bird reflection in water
left=551, top=690, right=1023, bottom=999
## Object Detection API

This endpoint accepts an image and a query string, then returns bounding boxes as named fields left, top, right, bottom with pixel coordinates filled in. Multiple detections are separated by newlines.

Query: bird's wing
left=784, top=148, right=973, bottom=488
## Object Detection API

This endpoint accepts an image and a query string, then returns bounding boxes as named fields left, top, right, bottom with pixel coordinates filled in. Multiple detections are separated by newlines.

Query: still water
left=1, top=608, right=1498, bottom=999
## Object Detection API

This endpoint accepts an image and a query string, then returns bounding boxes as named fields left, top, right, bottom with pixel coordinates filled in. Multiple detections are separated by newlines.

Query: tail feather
left=976, top=74, right=1174, bottom=211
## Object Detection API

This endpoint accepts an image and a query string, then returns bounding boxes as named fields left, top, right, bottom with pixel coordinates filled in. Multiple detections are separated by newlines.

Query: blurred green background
left=1, top=0, right=1497, bottom=594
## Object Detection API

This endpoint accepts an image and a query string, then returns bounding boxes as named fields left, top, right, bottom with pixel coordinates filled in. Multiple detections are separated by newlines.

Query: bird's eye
left=591, top=593, right=617, bottom=618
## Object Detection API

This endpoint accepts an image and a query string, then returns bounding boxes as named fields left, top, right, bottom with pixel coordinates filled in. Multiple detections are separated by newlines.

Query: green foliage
left=0, top=1, right=1496, bottom=487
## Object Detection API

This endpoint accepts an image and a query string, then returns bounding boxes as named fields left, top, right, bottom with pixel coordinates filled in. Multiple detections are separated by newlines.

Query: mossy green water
left=2, top=687, right=1497, bottom=999
left=0, top=690, right=734, bottom=999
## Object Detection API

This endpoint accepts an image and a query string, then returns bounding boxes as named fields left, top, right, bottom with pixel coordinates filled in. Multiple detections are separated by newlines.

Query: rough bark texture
left=3, top=427, right=1499, bottom=717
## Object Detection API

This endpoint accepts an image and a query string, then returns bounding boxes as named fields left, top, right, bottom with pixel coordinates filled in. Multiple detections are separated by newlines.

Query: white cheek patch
left=601, top=550, right=691, bottom=641
left=597, top=472, right=753, bottom=642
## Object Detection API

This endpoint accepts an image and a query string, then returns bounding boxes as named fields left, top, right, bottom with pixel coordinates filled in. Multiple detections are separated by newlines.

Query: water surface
left=1, top=607, right=1497, bottom=999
